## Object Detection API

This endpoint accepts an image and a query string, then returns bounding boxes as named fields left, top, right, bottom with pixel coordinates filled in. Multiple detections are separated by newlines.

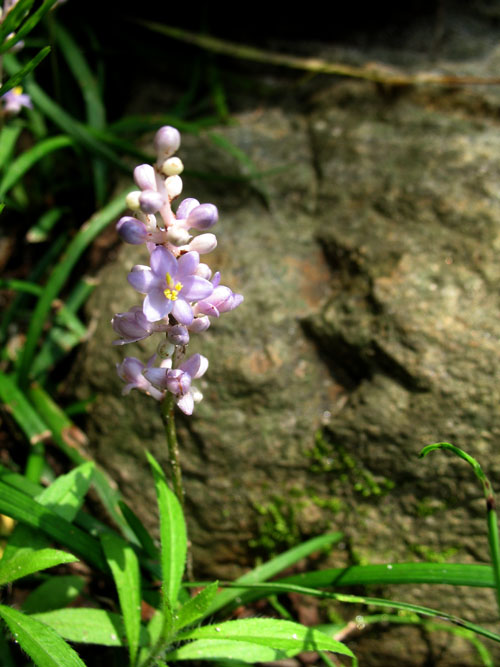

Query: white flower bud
left=126, top=190, right=141, bottom=210
left=186, top=233, right=217, bottom=254
left=161, top=157, right=184, bottom=176
left=167, top=225, right=192, bottom=246
left=191, top=387, right=203, bottom=403
left=154, top=126, right=181, bottom=159
left=195, top=263, right=212, bottom=280
left=134, top=164, right=156, bottom=191
left=165, top=175, right=183, bottom=199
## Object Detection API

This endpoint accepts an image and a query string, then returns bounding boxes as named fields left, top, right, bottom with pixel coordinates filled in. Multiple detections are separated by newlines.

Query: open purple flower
left=111, top=306, right=170, bottom=345
left=116, top=356, right=164, bottom=400
left=127, top=246, right=213, bottom=324
left=193, top=271, right=244, bottom=318
left=145, top=353, right=208, bottom=415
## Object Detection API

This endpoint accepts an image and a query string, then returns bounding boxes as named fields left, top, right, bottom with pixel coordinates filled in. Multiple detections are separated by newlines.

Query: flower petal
left=150, top=245, right=176, bottom=278
left=128, top=266, right=155, bottom=293
left=172, top=298, right=194, bottom=325
left=143, top=289, right=171, bottom=322
left=144, top=367, right=168, bottom=388
left=177, top=251, right=199, bottom=279
left=181, top=275, right=214, bottom=301
left=177, top=392, right=194, bottom=415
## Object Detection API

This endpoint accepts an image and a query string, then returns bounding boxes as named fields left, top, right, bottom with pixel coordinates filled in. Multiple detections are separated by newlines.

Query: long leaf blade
left=0, top=604, right=86, bottom=667
left=0, top=548, right=78, bottom=586
left=101, top=532, right=141, bottom=665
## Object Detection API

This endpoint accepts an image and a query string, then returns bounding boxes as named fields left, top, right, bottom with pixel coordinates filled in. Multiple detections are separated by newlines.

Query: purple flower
left=2, top=86, right=32, bottom=115
left=127, top=246, right=213, bottom=324
left=116, top=356, right=164, bottom=400
left=145, top=353, right=208, bottom=415
left=112, top=306, right=169, bottom=345
left=194, top=272, right=244, bottom=318
left=116, top=217, right=149, bottom=245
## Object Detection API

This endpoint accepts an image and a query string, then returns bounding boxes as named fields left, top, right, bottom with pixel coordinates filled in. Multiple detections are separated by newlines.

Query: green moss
left=410, top=544, right=460, bottom=563
left=307, top=429, right=394, bottom=498
left=249, top=496, right=301, bottom=556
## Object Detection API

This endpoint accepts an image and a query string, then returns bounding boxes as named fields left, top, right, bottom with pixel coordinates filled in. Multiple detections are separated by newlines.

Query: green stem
left=160, top=392, right=184, bottom=509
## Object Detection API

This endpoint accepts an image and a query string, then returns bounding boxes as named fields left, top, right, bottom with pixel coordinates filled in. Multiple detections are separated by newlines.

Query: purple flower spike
left=194, top=281, right=244, bottom=318
left=128, top=245, right=213, bottom=324
left=116, top=216, right=148, bottom=245
left=167, top=324, right=190, bottom=346
left=187, top=203, right=218, bottom=230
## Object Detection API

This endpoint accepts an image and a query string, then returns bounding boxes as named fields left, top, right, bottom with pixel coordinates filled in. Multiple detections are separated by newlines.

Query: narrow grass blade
left=420, top=442, right=500, bottom=618
left=0, top=478, right=106, bottom=571
left=26, top=207, right=67, bottom=243
left=0, top=0, right=59, bottom=54
left=27, top=384, right=135, bottom=539
left=0, top=46, right=51, bottom=96
left=0, top=134, right=75, bottom=198
left=31, top=608, right=150, bottom=647
left=207, top=532, right=342, bottom=616
left=0, top=370, right=50, bottom=444
left=36, top=461, right=95, bottom=523
left=0, top=0, right=35, bottom=45
left=3, top=54, right=128, bottom=171
left=0, top=604, right=86, bottom=667
left=0, top=124, right=22, bottom=171
left=146, top=451, right=187, bottom=609
left=174, top=582, right=219, bottom=632
left=177, top=618, right=354, bottom=658
left=16, top=189, right=129, bottom=387
left=101, top=531, right=141, bottom=665
left=0, top=547, right=78, bottom=585
left=280, top=562, right=495, bottom=589
left=218, top=581, right=500, bottom=645
left=164, top=639, right=292, bottom=663
left=22, top=575, right=85, bottom=614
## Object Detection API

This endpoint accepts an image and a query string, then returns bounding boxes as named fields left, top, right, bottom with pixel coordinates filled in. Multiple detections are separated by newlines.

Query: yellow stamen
left=164, top=273, right=183, bottom=301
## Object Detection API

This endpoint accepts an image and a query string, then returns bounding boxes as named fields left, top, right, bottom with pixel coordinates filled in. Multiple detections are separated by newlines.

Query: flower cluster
left=113, top=126, right=243, bottom=414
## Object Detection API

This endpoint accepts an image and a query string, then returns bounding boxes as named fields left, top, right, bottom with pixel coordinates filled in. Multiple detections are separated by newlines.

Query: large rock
left=77, top=27, right=500, bottom=667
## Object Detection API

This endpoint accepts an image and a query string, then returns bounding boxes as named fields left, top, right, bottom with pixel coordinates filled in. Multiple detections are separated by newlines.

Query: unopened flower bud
left=167, top=324, right=190, bottom=346
left=116, top=217, right=148, bottom=245
left=192, top=387, right=204, bottom=403
left=166, top=369, right=191, bottom=396
left=195, top=263, right=212, bottom=280
left=187, top=203, right=218, bottom=230
left=167, top=225, right=191, bottom=246
left=188, top=316, right=210, bottom=333
left=176, top=198, right=200, bottom=219
left=161, top=157, right=184, bottom=176
left=186, top=233, right=217, bottom=254
left=126, top=190, right=142, bottom=210
left=165, top=175, right=183, bottom=199
left=154, top=126, right=181, bottom=159
left=157, top=341, right=175, bottom=359
left=139, top=189, right=164, bottom=214
left=134, top=164, right=156, bottom=191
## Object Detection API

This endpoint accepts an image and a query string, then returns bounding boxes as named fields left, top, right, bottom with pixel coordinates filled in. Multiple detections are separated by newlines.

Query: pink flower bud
left=154, top=126, right=181, bottom=159
left=134, top=164, right=156, bottom=191
left=187, top=203, right=218, bottom=230
left=186, top=233, right=217, bottom=254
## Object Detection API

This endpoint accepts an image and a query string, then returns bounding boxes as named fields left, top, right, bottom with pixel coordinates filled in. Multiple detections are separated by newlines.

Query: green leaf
left=31, top=608, right=150, bottom=647
left=207, top=532, right=342, bottom=615
left=0, top=548, right=78, bottom=586
left=0, top=46, right=51, bottom=97
left=280, top=562, right=496, bottom=589
left=101, top=532, right=141, bottom=665
left=119, top=500, right=158, bottom=559
left=0, top=370, right=50, bottom=444
left=0, top=124, right=22, bottom=171
left=174, top=581, right=219, bottom=631
left=22, top=575, right=85, bottom=614
left=0, top=0, right=35, bottom=45
left=0, top=478, right=106, bottom=571
left=0, top=134, right=75, bottom=199
left=177, top=619, right=354, bottom=657
left=146, top=451, right=187, bottom=608
left=0, top=0, right=58, bottom=54
left=0, top=604, right=86, bottom=667
left=164, top=639, right=291, bottom=663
